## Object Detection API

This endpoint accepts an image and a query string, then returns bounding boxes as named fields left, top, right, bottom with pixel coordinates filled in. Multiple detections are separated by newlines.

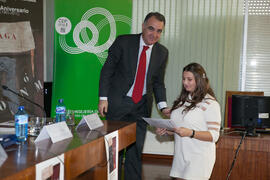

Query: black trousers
left=107, top=96, right=148, bottom=180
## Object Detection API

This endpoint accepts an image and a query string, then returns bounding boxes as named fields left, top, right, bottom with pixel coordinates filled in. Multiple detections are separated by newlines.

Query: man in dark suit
left=99, top=12, right=170, bottom=180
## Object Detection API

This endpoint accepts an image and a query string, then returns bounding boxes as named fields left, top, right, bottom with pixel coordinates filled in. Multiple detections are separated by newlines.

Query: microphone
left=2, top=85, right=47, bottom=118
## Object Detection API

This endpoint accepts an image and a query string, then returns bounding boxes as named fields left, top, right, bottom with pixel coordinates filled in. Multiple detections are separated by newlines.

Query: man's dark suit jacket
left=99, top=33, right=168, bottom=118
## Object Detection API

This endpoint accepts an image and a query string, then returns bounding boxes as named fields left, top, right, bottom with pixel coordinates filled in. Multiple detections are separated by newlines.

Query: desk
left=211, top=131, right=270, bottom=180
left=0, top=120, right=136, bottom=180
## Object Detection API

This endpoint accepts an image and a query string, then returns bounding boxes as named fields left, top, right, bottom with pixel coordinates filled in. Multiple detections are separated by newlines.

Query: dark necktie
left=132, top=45, right=149, bottom=104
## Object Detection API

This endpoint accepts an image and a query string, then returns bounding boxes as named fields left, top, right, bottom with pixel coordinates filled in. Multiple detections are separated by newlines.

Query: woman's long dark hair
left=171, top=62, right=216, bottom=113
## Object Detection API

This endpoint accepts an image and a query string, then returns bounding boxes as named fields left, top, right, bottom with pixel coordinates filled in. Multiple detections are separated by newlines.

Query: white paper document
left=143, top=117, right=177, bottom=131
left=0, top=120, right=15, bottom=134
left=104, top=131, right=119, bottom=180
left=36, top=154, right=64, bottom=180
left=0, top=120, right=14, bottom=127
left=0, top=127, right=15, bottom=134
left=76, top=113, right=104, bottom=131
left=35, top=121, right=73, bottom=144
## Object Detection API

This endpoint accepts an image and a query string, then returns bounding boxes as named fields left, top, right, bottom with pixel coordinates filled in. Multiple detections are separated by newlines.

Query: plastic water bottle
left=15, top=106, right=28, bottom=142
left=55, top=99, right=66, bottom=122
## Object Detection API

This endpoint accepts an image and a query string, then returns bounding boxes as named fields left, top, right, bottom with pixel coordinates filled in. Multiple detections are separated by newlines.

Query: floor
left=76, top=154, right=173, bottom=179
left=142, top=154, right=173, bottom=180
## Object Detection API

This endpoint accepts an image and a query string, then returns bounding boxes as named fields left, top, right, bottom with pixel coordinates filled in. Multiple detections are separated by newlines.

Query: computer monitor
left=231, top=94, right=270, bottom=135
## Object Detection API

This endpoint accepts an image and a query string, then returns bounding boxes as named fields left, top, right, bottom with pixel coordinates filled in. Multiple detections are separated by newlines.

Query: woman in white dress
left=157, top=63, right=221, bottom=180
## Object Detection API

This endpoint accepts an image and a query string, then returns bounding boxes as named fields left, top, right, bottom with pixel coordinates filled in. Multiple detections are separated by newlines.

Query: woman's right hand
left=156, top=128, right=168, bottom=136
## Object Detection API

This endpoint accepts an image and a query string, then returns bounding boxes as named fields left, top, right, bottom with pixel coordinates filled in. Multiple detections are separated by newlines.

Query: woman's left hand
left=174, top=127, right=193, bottom=137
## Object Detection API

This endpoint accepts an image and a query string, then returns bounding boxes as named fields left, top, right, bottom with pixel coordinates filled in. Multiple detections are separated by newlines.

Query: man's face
left=142, top=16, right=164, bottom=45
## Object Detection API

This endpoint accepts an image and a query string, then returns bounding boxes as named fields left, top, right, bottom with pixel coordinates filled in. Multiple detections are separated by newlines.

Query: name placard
left=0, top=144, right=7, bottom=166
left=76, top=113, right=104, bottom=131
left=35, top=122, right=73, bottom=144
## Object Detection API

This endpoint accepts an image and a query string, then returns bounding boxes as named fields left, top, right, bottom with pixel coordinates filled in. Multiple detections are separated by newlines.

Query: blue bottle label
left=56, top=106, right=66, bottom=114
left=15, top=115, right=28, bottom=124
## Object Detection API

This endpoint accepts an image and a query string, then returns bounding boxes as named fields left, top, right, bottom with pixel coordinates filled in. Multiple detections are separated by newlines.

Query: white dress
left=170, top=94, right=221, bottom=180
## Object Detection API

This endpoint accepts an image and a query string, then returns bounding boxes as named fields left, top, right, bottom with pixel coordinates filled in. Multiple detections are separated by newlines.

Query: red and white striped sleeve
left=202, top=100, right=221, bottom=143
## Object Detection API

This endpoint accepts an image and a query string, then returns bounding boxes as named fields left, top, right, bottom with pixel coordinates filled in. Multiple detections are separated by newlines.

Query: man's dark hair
left=144, top=12, right=166, bottom=26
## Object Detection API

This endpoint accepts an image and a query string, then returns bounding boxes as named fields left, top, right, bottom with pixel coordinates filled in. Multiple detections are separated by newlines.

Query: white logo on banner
left=55, top=17, right=72, bottom=35
left=55, top=7, right=132, bottom=64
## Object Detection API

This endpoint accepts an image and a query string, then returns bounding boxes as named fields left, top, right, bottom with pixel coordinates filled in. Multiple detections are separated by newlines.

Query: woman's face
left=182, top=71, right=197, bottom=93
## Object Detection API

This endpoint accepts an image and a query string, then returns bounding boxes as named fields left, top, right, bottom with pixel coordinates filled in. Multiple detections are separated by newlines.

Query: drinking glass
left=28, top=117, right=46, bottom=136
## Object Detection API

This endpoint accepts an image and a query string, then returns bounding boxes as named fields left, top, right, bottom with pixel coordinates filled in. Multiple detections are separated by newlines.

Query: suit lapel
left=147, top=43, right=157, bottom=85
left=130, top=35, right=140, bottom=80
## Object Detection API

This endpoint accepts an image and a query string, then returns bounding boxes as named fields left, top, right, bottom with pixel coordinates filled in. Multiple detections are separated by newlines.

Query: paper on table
left=0, top=127, right=15, bottom=134
left=143, top=117, right=177, bottom=131
left=0, top=144, right=7, bottom=166
left=0, top=120, right=15, bottom=134
left=0, top=120, right=14, bottom=127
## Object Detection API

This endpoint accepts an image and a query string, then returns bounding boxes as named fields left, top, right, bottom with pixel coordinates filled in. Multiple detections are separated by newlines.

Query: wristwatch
left=190, top=129, right=195, bottom=138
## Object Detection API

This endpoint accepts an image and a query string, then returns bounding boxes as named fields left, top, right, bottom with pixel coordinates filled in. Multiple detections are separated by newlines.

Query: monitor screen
left=231, top=95, right=270, bottom=131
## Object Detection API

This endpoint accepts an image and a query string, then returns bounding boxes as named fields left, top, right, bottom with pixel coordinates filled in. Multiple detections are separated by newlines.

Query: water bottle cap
left=58, top=99, right=64, bottom=103
left=18, top=106, right=24, bottom=110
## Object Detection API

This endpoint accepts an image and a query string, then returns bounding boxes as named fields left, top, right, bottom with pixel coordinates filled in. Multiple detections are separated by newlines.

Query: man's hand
left=98, top=100, right=108, bottom=117
left=161, top=107, right=171, bottom=118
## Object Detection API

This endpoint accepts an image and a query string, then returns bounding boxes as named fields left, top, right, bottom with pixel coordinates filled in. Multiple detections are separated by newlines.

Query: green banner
left=52, top=0, right=132, bottom=121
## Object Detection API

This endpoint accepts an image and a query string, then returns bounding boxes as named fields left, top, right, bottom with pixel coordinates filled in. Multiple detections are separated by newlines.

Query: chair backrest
left=224, top=91, right=264, bottom=128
